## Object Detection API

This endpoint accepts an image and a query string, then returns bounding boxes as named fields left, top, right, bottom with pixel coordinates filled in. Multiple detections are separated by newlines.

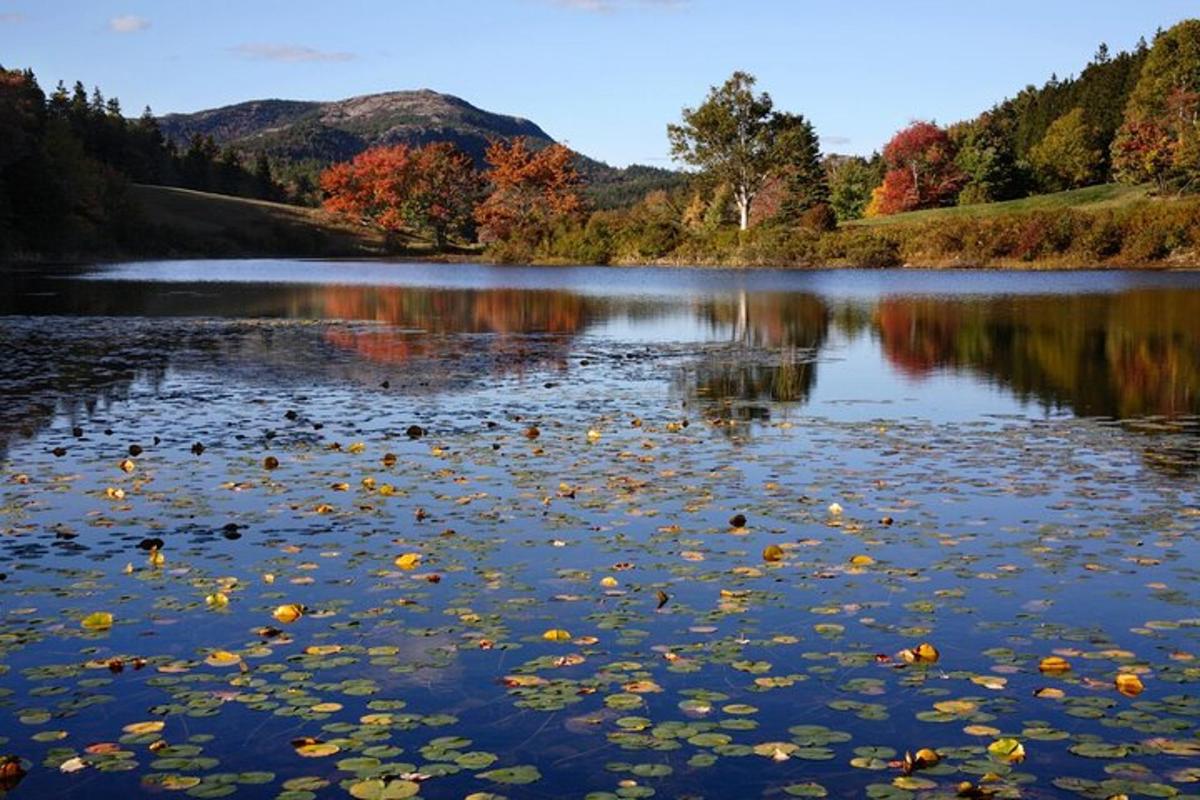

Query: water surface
left=0, top=261, right=1197, bottom=800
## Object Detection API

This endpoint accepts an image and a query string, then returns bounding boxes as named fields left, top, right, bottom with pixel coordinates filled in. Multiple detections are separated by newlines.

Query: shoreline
left=5, top=252, right=1199, bottom=272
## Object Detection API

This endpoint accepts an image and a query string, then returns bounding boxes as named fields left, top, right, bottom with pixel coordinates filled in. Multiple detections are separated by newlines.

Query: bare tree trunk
left=736, top=189, right=751, bottom=231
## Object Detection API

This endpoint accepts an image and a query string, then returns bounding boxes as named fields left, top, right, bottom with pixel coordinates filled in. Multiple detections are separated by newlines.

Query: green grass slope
left=130, top=185, right=398, bottom=257
left=847, top=184, right=1151, bottom=228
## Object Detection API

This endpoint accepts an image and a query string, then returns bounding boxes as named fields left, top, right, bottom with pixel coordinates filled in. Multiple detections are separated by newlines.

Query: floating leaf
left=349, top=778, right=420, bottom=799
left=477, top=765, right=541, bottom=785
left=394, top=553, right=422, bottom=571
left=1039, top=656, right=1072, bottom=674
left=294, top=742, right=340, bottom=758
left=1115, top=673, right=1144, bottom=697
left=987, top=738, right=1026, bottom=764
left=204, top=650, right=241, bottom=667
left=81, top=612, right=114, bottom=631
left=272, top=604, right=304, bottom=624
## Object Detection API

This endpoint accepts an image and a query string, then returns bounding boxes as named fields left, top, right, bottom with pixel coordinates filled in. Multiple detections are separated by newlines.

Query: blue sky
left=1, top=1, right=1195, bottom=167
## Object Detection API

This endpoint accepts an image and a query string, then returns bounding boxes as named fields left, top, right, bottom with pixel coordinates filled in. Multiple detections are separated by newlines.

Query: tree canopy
left=668, top=72, right=824, bottom=230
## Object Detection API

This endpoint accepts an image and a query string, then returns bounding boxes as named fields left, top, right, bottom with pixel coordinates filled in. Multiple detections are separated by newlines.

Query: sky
left=1, top=0, right=1196, bottom=167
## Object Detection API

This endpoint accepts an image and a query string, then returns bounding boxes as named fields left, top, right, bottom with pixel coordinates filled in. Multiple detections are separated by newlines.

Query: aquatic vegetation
left=0, top=265, right=1198, bottom=799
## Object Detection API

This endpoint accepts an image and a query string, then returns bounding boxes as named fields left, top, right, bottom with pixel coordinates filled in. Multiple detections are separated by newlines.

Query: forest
left=2, top=19, right=1199, bottom=266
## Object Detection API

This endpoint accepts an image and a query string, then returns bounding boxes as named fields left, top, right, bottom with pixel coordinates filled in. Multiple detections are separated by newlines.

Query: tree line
left=5, top=18, right=1199, bottom=263
left=0, top=66, right=290, bottom=257
left=317, top=19, right=1200, bottom=264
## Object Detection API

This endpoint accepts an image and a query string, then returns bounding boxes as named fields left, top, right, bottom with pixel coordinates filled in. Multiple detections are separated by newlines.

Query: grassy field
left=130, top=185, right=406, bottom=257
left=846, top=183, right=1152, bottom=228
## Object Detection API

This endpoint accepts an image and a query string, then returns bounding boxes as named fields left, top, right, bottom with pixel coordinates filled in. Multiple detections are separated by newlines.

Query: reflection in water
left=873, top=292, right=1200, bottom=418
left=683, top=292, right=830, bottom=422
left=1, top=266, right=1198, bottom=464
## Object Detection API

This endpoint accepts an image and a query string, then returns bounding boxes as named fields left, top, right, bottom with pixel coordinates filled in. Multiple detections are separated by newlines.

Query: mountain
left=159, top=89, right=556, bottom=164
left=157, top=89, right=685, bottom=208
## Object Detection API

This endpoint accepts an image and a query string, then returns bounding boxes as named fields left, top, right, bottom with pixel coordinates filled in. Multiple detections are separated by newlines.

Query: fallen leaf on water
left=204, top=650, right=241, bottom=667
left=987, top=738, right=1025, bottom=764
left=542, top=629, right=572, bottom=642
left=311, top=702, right=343, bottom=713
left=305, top=645, right=342, bottom=656
left=899, top=642, right=940, bottom=664
left=762, top=544, right=785, bottom=563
left=294, top=742, right=339, bottom=758
left=273, top=603, right=304, bottom=623
left=81, top=612, right=113, bottom=631
left=1039, top=656, right=1072, bottom=674
left=394, top=553, right=421, bottom=571
left=205, top=592, right=229, bottom=608
left=59, top=757, right=88, bottom=773
left=1115, top=673, right=1144, bottom=697
left=122, top=721, right=165, bottom=735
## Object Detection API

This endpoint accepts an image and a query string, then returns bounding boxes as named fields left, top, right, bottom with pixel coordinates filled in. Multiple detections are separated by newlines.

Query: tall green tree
left=826, top=155, right=883, bottom=222
left=668, top=71, right=823, bottom=230
left=950, top=113, right=1027, bottom=204
left=1029, top=108, right=1103, bottom=191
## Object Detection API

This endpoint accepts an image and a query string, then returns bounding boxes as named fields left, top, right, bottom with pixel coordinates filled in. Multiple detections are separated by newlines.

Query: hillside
left=129, top=184, right=399, bottom=257
left=847, top=184, right=1151, bottom=228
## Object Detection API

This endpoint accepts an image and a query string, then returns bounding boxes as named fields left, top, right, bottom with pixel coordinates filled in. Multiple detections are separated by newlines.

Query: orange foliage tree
left=320, top=142, right=482, bottom=249
left=474, top=138, right=585, bottom=255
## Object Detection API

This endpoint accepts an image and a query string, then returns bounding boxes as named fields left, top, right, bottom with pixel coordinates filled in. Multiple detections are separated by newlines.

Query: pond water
left=0, top=261, right=1198, bottom=800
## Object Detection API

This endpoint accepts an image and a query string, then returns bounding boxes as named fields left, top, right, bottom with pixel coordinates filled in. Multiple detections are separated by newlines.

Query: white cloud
left=108, top=14, right=150, bottom=33
left=229, top=43, right=356, bottom=63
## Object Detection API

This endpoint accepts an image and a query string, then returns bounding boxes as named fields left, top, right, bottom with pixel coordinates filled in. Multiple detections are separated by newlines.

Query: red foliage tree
left=474, top=138, right=585, bottom=251
left=872, top=121, right=965, bottom=215
left=320, top=142, right=482, bottom=249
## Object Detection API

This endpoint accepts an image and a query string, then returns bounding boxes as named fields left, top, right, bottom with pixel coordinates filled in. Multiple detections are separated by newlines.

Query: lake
left=0, top=261, right=1198, bottom=800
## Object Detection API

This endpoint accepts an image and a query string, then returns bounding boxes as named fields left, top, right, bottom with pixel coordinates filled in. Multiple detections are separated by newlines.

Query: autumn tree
left=474, top=138, right=585, bottom=254
left=321, top=142, right=482, bottom=250
left=408, top=143, right=485, bottom=248
left=870, top=121, right=965, bottom=215
left=668, top=72, right=824, bottom=230
left=1112, top=20, right=1200, bottom=192
left=322, top=144, right=415, bottom=236
left=1029, top=108, right=1103, bottom=191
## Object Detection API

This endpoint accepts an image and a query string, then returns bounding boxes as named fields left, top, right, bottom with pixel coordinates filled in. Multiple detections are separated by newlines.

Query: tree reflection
left=872, top=291, right=1200, bottom=419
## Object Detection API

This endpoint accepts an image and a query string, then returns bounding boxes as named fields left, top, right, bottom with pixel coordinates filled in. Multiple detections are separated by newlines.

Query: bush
left=798, top=203, right=838, bottom=233
left=821, top=229, right=901, bottom=267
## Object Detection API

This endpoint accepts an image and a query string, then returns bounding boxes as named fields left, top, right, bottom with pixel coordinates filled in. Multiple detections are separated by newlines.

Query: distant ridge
left=158, top=89, right=556, bottom=165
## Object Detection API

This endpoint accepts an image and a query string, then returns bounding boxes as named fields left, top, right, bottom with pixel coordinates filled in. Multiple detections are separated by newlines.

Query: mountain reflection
left=0, top=269, right=1198, bottom=464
